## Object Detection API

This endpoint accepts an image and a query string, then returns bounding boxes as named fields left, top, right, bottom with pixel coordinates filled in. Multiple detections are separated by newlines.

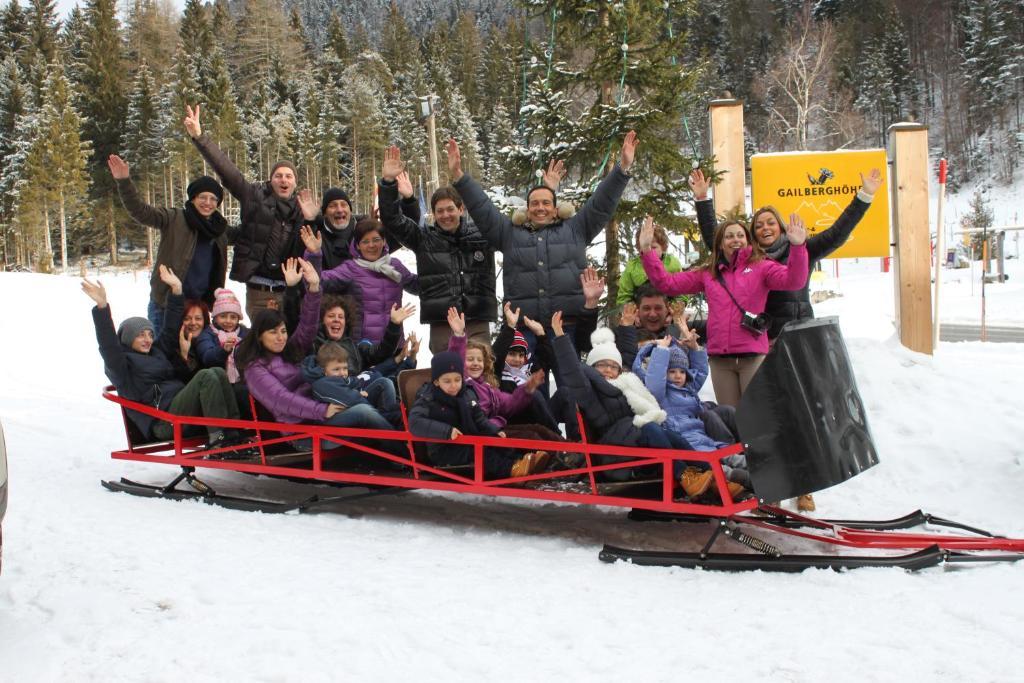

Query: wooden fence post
left=888, top=122, right=933, bottom=355
left=708, top=98, right=746, bottom=216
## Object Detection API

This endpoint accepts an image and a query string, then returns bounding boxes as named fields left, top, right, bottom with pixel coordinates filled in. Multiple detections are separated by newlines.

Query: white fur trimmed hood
left=607, top=371, right=667, bottom=428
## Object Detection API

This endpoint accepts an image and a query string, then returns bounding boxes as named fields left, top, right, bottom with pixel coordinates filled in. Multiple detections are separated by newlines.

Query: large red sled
left=101, top=319, right=1024, bottom=571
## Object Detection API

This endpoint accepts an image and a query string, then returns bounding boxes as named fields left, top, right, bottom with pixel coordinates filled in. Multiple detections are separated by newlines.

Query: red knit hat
left=510, top=330, right=528, bottom=352
left=211, top=288, right=242, bottom=319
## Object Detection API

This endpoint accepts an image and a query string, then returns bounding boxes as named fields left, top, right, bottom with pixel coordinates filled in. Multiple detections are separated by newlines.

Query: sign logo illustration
left=807, top=168, right=834, bottom=186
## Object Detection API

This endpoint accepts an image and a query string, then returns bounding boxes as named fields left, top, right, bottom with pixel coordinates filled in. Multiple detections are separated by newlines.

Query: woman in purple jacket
left=315, top=218, right=419, bottom=346
left=639, top=214, right=808, bottom=407
left=234, top=257, right=394, bottom=433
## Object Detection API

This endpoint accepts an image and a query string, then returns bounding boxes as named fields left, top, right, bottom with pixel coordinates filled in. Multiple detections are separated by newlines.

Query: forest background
left=0, top=0, right=1021, bottom=303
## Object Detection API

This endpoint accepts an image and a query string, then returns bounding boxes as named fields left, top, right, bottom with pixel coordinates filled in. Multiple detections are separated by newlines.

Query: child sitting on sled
left=408, top=352, right=551, bottom=479
left=194, top=287, right=249, bottom=383
left=301, top=342, right=402, bottom=427
left=631, top=328, right=749, bottom=499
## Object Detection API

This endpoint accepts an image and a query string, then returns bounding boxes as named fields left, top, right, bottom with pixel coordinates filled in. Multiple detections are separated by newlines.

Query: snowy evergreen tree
left=36, top=62, right=90, bottom=271
left=0, top=0, right=29, bottom=65
left=325, top=11, right=351, bottom=65
left=77, top=0, right=127, bottom=262
left=961, top=0, right=1018, bottom=131
left=121, top=61, right=163, bottom=202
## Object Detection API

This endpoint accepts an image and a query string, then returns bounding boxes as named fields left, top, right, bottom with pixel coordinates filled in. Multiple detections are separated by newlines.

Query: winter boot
left=680, top=467, right=714, bottom=499
left=797, top=494, right=816, bottom=512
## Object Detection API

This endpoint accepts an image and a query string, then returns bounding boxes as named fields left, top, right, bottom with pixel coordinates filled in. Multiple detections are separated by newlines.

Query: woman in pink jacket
left=639, top=214, right=808, bottom=407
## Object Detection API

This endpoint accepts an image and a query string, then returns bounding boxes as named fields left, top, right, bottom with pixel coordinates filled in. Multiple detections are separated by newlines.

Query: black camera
left=740, top=311, right=769, bottom=336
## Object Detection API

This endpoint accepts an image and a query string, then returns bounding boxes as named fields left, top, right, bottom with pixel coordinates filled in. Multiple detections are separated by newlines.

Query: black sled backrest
left=737, top=317, right=879, bottom=501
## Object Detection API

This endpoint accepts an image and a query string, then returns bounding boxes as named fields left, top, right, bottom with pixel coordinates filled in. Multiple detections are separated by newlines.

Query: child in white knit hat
left=195, top=288, right=249, bottom=382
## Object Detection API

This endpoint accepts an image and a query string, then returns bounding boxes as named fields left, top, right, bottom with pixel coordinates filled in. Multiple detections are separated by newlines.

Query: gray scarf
left=354, top=253, right=402, bottom=283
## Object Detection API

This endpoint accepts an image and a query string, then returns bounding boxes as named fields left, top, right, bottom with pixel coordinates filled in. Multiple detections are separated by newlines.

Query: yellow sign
left=750, top=149, right=890, bottom=259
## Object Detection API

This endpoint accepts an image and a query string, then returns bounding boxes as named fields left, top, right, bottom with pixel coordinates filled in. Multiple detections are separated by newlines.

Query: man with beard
left=184, top=103, right=306, bottom=318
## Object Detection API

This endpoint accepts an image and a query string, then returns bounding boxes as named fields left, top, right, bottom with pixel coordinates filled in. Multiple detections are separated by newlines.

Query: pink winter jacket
left=641, top=244, right=808, bottom=355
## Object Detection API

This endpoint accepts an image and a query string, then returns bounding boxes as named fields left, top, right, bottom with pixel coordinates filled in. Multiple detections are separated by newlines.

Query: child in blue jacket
left=632, top=334, right=750, bottom=497
left=300, top=342, right=401, bottom=427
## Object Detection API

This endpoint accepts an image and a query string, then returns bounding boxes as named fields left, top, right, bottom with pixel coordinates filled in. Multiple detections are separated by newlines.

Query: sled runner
left=100, top=318, right=1024, bottom=572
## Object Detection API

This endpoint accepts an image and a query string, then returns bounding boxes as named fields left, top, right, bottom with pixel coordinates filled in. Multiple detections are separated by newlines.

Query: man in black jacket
left=184, top=103, right=305, bottom=318
left=379, top=145, right=496, bottom=352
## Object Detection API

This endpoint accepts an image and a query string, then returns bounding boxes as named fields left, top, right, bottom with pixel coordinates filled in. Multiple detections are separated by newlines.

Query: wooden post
left=708, top=98, right=746, bottom=216
left=888, top=122, right=933, bottom=355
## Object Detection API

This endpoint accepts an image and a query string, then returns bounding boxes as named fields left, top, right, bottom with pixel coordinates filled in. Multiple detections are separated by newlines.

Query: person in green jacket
left=616, top=222, right=683, bottom=305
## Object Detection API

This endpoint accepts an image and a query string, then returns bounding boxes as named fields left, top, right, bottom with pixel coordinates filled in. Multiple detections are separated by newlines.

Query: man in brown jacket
left=108, top=154, right=228, bottom=335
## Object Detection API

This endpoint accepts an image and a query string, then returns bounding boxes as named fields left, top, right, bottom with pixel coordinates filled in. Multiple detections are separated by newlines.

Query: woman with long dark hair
left=234, top=258, right=394, bottom=432
left=640, top=214, right=808, bottom=408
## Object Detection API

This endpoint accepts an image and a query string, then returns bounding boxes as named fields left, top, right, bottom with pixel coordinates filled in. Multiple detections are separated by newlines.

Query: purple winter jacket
left=318, top=241, right=418, bottom=345
left=642, top=244, right=808, bottom=356
left=243, top=289, right=328, bottom=424
left=448, top=333, right=532, bottom=429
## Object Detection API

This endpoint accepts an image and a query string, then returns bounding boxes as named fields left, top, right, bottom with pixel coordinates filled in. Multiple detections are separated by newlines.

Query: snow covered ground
left=1, top=254, right=1022, bottom=682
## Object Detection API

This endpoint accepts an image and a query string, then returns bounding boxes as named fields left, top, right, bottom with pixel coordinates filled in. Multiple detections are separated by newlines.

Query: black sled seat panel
left=736, top=317, right=879, bottom=502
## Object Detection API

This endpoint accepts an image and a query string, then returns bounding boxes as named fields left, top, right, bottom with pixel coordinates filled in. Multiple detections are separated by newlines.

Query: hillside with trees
left=0, top=0, right=1021, bottom=287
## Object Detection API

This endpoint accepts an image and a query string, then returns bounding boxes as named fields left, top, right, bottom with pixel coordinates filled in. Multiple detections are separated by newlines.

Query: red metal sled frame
left=102, top=387, right=1024, bottom=558
left=103, top=386, right=756, bottom=516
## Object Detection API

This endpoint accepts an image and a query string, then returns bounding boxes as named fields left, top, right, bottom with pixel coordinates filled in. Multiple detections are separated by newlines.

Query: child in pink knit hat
left=195, top=288, right=249, bottom=382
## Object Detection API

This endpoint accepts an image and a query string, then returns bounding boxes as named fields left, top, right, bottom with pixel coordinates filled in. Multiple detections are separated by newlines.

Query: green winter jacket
left=616, top=252, right=683, bottom=305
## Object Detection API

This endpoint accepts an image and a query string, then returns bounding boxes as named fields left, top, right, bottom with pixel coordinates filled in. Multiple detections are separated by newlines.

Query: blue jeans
left=147, top=300, right=164, bottom=338
left=639, top=423, right=704, bottom=478
left=324, top=403, right=394, bottom=431
left=363, top=377, right=398, bottom=411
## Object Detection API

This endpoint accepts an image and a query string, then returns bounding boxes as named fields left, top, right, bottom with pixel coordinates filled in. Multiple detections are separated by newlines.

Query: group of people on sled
left=84, top=102, right=884, bottom=509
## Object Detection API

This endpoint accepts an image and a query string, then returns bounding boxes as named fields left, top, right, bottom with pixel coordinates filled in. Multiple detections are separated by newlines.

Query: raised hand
left=638, top=215, right=655, bottom=253
left=551, top=310, right=564, bottom=337
left=158, top=264, right=182, bottom=295
left=298, top=257, right=320, bottom=291
left=299, top=224, right=322, bottom=254
left=521, top=315, right=545, bottom=337
left=107, top=154, right=130, bottom=180
left=407, top=332, right=421, bottom=358
left=297, top=189, right=319, bottom=221
left=183, top=103, right=202, bottom=138
left=581, top=266, right=606, bottom=308
left=396, top=171, right=414, bottom=199
left=542, top=159, right=566, bottom=190
left=656, top=335, right=672, bottom=349
left=502, top=301, right=520, bottom=329
left=669, top=299, right=686, bottom=328
left=281, top=258, right=303, bottom=287
left=81, top=278, right=107, bottom=308
left=382, top=145, right=404, bottom=181
left=620, top=302, right=638, bottom=327
left=860, top=168, right=883, bottom=196
left=390, top=302, right=416, bottom=324
left=445, top=138, right=463, bottom=182
left=524, top=369, right=545, bottom=394
left=786, top=213, right=807, bottom=246
left=680, top=327, right=699, bottom=350
left=179, top=325, right=192, bottom=360
left=689, top=168, right=709, bottom=200
left=619, top=130, right=638, bottom=172
left=447, top=306, right=466, bottom=336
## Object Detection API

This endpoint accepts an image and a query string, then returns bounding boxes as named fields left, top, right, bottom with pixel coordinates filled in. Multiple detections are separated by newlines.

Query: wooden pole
left=708, top=97, right=746, bottom=216
left=888, top=122, right=933, bottom=355
left=932, top=158, right=947, bottom=348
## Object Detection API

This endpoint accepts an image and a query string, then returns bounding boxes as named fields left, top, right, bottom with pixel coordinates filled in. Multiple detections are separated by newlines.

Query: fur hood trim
left=511, top=201, right=575, bottom=226
left=608, top=371, right=667, bottom=427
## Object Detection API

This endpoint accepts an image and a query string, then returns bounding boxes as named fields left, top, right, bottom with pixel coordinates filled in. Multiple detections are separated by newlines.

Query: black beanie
left=321, top=187, right=352, bottom=214
left=186, top=175, right=224, bottom=205
left=431, top=351, right=464, bottom=381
